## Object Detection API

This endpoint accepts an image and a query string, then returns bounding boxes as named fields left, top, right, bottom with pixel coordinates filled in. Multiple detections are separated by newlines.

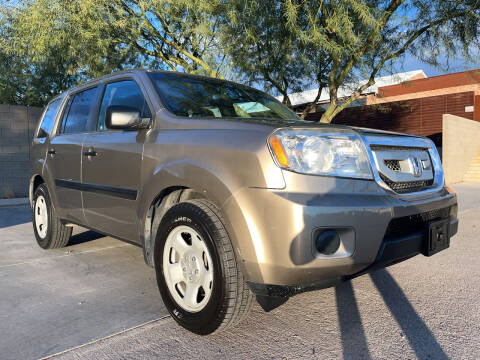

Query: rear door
left=31, top=98, right=62, bottom=204
left=81, top=79, right=152, bottom=242
left=46, top=86, right=99, bottom=224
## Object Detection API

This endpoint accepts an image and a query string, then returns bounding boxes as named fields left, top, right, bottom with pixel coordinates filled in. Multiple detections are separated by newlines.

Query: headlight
left=268, top=128, right=373, bottom=179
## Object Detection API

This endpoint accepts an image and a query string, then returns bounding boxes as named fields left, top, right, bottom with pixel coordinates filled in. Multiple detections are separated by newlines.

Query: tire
left=32, top=183, right=72, bottom=249
left=154, top=199, right=253, bottom=335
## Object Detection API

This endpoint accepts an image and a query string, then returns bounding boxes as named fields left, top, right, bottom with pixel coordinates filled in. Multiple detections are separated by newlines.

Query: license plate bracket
left=424, top=219, right=450, bottom=256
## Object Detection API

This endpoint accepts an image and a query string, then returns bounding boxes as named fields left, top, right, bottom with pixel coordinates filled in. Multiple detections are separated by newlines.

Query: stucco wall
left=0, top=104, right=44, bottom=198
left=442, top=114, right=480, bottom=184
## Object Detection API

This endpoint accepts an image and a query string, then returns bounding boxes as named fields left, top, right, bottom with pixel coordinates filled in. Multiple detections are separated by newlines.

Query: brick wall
left=0, top=104, right=44, bottom=198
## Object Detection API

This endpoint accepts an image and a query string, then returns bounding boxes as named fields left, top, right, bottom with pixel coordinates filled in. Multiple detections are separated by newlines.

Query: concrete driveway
left=0, top=183, right=479, bottom=359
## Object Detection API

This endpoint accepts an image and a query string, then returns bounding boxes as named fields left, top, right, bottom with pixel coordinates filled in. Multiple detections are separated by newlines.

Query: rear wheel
left=154, top=199, right=253, bottom=335
left=32, top=184, right=72, bottom=249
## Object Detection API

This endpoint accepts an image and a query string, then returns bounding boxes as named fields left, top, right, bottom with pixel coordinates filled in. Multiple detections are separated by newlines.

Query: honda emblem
left=409, top=156, right=423, bottom=177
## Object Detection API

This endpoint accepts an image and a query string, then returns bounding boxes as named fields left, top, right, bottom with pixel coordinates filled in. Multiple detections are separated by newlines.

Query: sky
left=280, top=48, right=480, bottom=96
left=394, top=53, right=480, bottom=77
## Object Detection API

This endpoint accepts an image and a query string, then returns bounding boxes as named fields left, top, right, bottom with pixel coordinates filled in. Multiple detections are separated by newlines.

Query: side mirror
left=105, top=105, right=150, bottom=130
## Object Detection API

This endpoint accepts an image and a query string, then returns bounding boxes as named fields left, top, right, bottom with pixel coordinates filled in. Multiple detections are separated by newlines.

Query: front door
left=47, top=87, right=99, bottom=224
left=81, top=79, right=152, bottom=242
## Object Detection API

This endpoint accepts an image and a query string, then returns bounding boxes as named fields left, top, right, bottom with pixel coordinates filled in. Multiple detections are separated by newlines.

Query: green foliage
left=280, top=0, right=480, bottom=122
left=221, top=0, right=315, bottom=104
left=1, top=0, right=480, bottom=121
left=0, top=10, right=79, bottom=106
left=222, top=0, right=480, bottom=121
left=221, top=0, right=333, bottom=112
left=0, top=49, right=79, bottom=107
left=0, top=0, right=227, bottom=106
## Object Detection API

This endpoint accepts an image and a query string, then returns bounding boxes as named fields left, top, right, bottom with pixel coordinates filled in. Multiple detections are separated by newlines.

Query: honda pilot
left=30, top=70, right=458, bottom=334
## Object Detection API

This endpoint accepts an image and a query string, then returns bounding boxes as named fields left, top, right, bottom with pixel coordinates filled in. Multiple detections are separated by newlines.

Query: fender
left=137, top=159, right=240, bottom=262
left=138, top=159, right=238, bottom=220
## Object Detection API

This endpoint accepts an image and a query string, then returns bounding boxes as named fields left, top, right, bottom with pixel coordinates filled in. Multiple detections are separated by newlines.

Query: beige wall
left=442, top=114, right=480, bottom=184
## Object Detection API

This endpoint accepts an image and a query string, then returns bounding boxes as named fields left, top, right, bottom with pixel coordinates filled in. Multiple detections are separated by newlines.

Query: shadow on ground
left=0, top=205, right=32, bottom=228
left=335, top=268, right=447, bottom=360
left=53, top=266, right=456, bottom=360
left=328, top=269, right=448, bottom=359
left=0, top=204, right=105, bottom=246
left=369, top=269, right=447, bottom=360
left=68, top=230, right=106, bottom=246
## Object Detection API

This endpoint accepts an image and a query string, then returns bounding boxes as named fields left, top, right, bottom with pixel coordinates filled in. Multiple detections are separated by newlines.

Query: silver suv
left=30, top=70, right=458, bottom=334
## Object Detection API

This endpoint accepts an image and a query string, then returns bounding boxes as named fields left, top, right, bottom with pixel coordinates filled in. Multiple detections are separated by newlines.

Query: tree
left=0, top=0, right=230, bottom=106
left=0, top=50, right=80, bottom=107
left=279, top=0, right=480, bottom=123
left=0, top=0, right=142, bottom=106
left=222, top=0, right=316, bottom=106
left=106, top=0, right=228, bottom=77
left=222, top=0, right=343, bottom=120
left=3, top=0, right=480, bottom=118
left=0, top=13, right=80, bottom=106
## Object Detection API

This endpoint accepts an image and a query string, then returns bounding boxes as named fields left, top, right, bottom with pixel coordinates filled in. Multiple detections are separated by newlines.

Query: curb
left=0, top=197, right=29, bottom=207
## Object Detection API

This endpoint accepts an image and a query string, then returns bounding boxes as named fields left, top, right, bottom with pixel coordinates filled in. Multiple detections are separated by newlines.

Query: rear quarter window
left=36, top=99, right=61, bottom=138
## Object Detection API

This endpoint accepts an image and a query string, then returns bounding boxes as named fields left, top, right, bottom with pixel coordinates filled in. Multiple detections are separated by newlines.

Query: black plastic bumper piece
left=247, top=278, right=342, bottom=312
left=248, top=215, right=458, bottom=312
left=348, top=215, right=458, bottom=278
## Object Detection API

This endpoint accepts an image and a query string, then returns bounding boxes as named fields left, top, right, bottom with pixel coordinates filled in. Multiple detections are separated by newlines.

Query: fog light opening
left=315, top=230, right=340, bottom=255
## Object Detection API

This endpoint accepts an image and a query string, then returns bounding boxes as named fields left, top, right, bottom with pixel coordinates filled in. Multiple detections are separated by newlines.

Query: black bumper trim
left=247, top=278, right=342, bottom=312
left=349, top=215, right=458, bottom=278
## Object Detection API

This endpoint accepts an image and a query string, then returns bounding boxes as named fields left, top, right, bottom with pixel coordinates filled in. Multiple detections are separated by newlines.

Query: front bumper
left=247, top=211, right=457, bottom=312
left=222, top=173, right=458, bottom=287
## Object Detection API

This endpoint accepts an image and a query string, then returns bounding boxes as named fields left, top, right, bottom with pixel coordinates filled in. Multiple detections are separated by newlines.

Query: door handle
left=47, top=148, right=56, bottom=155
left=83, top=148, right=98, bottom=157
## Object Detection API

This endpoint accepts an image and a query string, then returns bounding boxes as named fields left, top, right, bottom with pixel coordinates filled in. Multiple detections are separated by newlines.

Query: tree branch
left=130, top=1, right=220, bottom=77
left=301, top=86, right=323, bottom=119
left=335, top=0, right=406, bottom=88
left=320, top=2, right=480, bottom=123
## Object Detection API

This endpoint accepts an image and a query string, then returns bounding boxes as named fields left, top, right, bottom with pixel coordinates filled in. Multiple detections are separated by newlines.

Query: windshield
left=148, top=73, right=299, bottom=121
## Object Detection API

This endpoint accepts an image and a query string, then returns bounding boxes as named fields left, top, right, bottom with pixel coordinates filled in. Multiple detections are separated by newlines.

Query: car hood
left=221, top=117, right=420, bottom=138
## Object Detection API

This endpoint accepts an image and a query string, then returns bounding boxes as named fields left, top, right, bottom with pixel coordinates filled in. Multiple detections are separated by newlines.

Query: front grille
left=380, top=174, right=434, bottom=193
left=384, top=160, right=400, bottom=172
left=385, top=207, right=450, bottom=239
left=370, top=145, right=428, bottom=152
left=370, top=143, right=435, bottom=194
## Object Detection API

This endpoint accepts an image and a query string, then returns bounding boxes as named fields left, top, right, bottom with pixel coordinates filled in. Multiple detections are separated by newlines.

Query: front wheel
left=32, top=184, right=72, bottom=249
left=154, top=199, right=253, bottom=335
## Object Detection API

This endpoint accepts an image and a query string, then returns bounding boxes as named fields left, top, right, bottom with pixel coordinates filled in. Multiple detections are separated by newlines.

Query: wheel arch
left=29, top=174, right=45, bottom=208
left=142, top=186, right=208, bottom=267
left=139, top=161, right=239, bottom=264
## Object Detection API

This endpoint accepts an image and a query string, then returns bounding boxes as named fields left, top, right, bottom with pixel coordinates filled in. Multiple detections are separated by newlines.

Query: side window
left=97, top=80, right=151, bottom=131
left=37, top=99, right=61, bottom=138
left=61, top=87, right=98, bottom=134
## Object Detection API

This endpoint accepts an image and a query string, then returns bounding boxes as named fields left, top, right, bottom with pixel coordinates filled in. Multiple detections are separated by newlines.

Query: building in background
left=287, top=69, right=480, bottom=146
left=283, top=70, right=426, bottom=110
